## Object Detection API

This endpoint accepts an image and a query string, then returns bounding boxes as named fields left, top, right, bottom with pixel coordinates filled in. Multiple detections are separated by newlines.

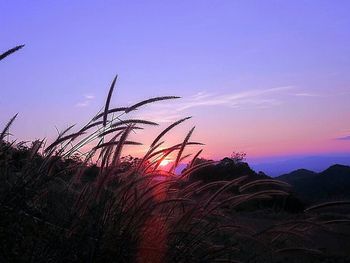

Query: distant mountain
left=276, top=164, right=350, bottom=204
left=250, top=155, right=350, bottom=177
left=277, top=169, right=317, bottom=183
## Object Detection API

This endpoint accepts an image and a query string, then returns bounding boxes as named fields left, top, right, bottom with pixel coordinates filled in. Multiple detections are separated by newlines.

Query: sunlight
left=159, top=159, right=171, bottom=167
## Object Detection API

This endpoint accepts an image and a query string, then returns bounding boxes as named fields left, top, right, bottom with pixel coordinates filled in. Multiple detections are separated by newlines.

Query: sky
left=1, top=1, right=350, bottom=165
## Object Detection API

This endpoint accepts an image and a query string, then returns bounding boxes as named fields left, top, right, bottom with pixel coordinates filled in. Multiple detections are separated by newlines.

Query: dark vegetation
left=277, top=165, right=350, bottom=205
left=188, top=157, right=305, bottom=213
left=1, top=45, right=350, bottom=262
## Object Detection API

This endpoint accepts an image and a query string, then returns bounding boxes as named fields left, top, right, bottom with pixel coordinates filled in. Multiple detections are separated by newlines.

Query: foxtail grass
left=1, top=46, right=350, bottom=262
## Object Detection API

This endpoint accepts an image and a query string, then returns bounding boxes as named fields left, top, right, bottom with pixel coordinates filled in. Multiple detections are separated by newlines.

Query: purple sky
left=1, top=1, right=350, bottom=162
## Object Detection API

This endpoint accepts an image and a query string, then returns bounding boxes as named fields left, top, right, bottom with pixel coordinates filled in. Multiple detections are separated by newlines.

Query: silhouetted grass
left=1, top=45, right=350, bottom=262
left=0, top=45, right=24, bottom=61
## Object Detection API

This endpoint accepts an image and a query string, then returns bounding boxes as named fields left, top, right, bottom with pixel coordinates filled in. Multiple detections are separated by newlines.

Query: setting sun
left=159, top=159, right=171, bottom=167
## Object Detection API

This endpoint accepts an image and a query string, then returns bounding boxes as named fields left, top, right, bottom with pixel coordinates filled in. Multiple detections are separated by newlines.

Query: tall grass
left=1, top=45, right=349, bottom=262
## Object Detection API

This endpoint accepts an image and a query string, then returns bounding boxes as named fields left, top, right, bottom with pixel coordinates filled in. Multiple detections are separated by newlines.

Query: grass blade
left=125, top=96, right=180, bottom=113
left=150, top=117, right=191, bottom=148
left=0, top=113, right=18, bottom=142
left=103, top=75, right=118, bottom=126
left=0, top=45, right=24, bottom=61
left=173, top=126, right=195, bottom=171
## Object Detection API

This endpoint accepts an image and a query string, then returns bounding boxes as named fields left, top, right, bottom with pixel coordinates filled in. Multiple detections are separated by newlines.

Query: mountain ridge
left=251, top=155, right=350, bottom=176
left=276, top=164, right=350, bottom=204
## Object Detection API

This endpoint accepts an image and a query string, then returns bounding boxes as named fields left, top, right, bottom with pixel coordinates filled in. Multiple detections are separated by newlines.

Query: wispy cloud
left=292, top=90, right=350, bottom=98
left=335, top=135, right=350, bottom=141
left=133, top=86, right=295, bottom=123
left=292, top=92, right=321, bottom=97
left=134, top=111, right=183, bottom=123
left=75, top=94, right=95, bottom=108
left=84, top=94, right=95, bottom=100
left=176, top=87, right=291, bottom=111
left=76, top=101, right=90, bottom=107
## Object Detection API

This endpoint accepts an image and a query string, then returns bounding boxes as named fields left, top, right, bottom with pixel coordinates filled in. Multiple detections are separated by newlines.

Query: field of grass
left=1, top=45, right=350, bottom=263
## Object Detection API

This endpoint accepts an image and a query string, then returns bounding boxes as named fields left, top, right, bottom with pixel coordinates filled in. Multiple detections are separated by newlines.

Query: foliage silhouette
left=1, top=45, right=350, bottom=262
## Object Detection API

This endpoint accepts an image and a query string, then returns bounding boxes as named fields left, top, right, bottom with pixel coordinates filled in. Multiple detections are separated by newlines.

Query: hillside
left=277, top=164, right=350, bottom=204
left=277, top=168, right=317, bottom=183
left=251, top=155, right=350, bottom=176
